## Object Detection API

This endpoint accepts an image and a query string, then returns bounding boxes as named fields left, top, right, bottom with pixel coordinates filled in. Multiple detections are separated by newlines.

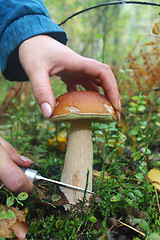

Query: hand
left=0, top=137, right=34, bottom=193
left=19, top=35, right=121, bottom=119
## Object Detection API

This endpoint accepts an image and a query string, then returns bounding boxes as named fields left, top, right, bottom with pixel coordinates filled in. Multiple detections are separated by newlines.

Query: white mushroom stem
left=60, top=119, right=93, bottom=210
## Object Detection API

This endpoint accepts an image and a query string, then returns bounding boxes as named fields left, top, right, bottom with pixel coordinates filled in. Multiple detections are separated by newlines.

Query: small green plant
left=0, top=49, right=159, bottom=239
left=6, top=192, right=28, bottom=207
left=0, top=206, right=15, bottom=219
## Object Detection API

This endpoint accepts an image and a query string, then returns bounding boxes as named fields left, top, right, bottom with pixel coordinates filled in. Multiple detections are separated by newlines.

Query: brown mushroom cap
left=51, top=91, right=117, bottom=122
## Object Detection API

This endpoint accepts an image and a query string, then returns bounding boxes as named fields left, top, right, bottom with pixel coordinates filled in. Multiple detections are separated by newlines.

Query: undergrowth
left=0, top=40, right=160, bottom=239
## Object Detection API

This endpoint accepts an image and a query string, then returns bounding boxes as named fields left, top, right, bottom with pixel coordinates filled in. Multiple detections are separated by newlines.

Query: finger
left=29, top=71, right=56, bottom=118
left=0, top=144, right=34, bottom=193
left=81, top=80, right=102, bottom=94
left=62, top=76, right=101, bottom=93
left=19, top=36, right=56, bottom=118
left=99, top=66, right=121, bottom=111
left=66, top=83, right=78, bottom=92
left=0, top=137, right=32, bottom=167
left=82, top=58, right=121, bottom=112
left=91, top=79, right=101, bottom=86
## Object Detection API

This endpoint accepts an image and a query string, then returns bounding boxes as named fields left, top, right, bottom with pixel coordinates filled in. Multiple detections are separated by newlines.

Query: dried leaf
left=11, top=220, right=29, bottom=240
left=147, top=168, right=160, bottom=191
left=93, top=170, right=110, bottom=180
left=152, top=17, right=160, bottom=35
left=0, top=204, right=28, bottom=238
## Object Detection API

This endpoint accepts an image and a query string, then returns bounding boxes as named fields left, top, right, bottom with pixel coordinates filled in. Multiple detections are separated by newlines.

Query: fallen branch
left=59, top=1, right=160, bottom=26
left=122, top=87, right=160, bottom=108
left=142, top=87, right=160, bottom=94
left=155, top=187, right=160, bottom=218
left=114, top=218, right=146, bottom=237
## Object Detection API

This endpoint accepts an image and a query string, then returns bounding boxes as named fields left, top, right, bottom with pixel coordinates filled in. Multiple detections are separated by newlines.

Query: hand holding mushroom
left=19, top=35, right=120, bottom=209
left=19, top=35, right=121, bottom=118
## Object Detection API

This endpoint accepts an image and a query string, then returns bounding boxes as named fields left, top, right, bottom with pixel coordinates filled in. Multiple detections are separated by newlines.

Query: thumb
left=29, top=72, right=56, bottom=118
left=0, top=143, right=34, bottom=193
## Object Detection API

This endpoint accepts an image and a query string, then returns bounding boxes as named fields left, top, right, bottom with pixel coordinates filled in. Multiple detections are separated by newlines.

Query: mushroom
left=51, top=91, right=117, bottom=210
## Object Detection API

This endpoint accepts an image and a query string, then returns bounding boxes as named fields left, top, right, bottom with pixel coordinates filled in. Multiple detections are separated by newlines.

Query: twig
left=122, top=87, right=160, bottom=108
left=114, top=218, right=146, bottom=237
left=155, top=187, right=160, bottom=217
left=111, top=174, right=145, bottom=182
left=98, top=234, right=106, bottom=240
left=59, top=1, right=160, bottom=26
left=142, top=87, right=160, bottom=94
left=36, top=209, right=44, bottom=221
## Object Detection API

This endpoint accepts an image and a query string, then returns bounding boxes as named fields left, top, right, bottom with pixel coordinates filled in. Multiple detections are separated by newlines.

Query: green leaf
left=140, top=121, right=147, bottom=127
left=88, top=216, right=97, bottom=223
left=134, top=190, right=143, bottom=197
left=138, top=105, right=146, bottom=112
left=51, top=194, right=61, bottom=202
left=95, top=33, right=103, bottom=39
left=119, top=133, right=127, bottom=142
left=6, top=196, right=15, bottom=207
left=135, top=173, right=145, bottom=181
left=129, top=107, right=137, bottom=113
left=17, top=192, right=28, bottom=201
left=125, top=198, right=133, bottom=205
left=131, top=129, right=138, bottom=136
left=136, top=137, right=142, bottom=141
left=130, top=102, right=138, bottom=107
left=141, top=147, right=151, bottom=155
left=94, top=130, right=103, bottom=135
left=156, top=122, right=160, bottom=127
left=0, top=236, right=6, bottom=240
left=108, top=139, right=116, bottom=147
left=148, top=233, right=160, bottom=240
left=96, top=137, right=104, bottom=143
left=132, top=96, right=143, bottom=101
left=55, top=220, right=64, bottom=228
left=111, top=195, right=121, bottom=202
left=0, top=208, right=15, bottom=219
left=131, top=151, right=141, bottom=161
left=134, top=218, right=149, bottom=232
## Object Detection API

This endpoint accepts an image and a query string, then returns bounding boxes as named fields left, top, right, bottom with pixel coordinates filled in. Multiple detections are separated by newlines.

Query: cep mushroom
left=51, top=91, right=117, bottom=210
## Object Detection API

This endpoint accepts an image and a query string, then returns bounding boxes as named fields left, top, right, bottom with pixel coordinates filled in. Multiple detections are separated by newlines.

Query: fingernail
left=21, top=155, right=33, bottom=163
left=41, top=102, right=52, bottom=118
left=118, top=98, right=121, bottom=111
left=116, top=111, right=121, bottom=121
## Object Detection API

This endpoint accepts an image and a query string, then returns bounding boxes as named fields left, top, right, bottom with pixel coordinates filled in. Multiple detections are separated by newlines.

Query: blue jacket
left=0, top=0, right=67, bottom=81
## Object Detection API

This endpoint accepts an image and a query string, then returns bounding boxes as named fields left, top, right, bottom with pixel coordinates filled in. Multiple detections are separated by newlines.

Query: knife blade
left=20, top=167, right=94, bottom=194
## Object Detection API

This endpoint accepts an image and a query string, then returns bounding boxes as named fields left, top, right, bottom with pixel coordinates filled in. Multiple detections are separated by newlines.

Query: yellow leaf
left=152, top=183, right=160, bottom=191
left=147, top=168, right=160, bottom=191
left=93, top=170, right=110, bottom=180
left=152, top=21, right=160, bottom=35
left=48, top=136, right=67, bottom=151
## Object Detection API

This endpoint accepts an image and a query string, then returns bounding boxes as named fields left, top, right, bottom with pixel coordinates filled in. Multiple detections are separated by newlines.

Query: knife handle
left=20, top=167, right=38, bottom=182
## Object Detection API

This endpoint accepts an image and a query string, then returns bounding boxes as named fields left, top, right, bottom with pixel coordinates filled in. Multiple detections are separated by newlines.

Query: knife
left=20, top=167, right=94, bottom=194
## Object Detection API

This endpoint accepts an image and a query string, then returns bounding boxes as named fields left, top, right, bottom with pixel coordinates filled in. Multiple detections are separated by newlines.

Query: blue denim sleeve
left=0, top=0, right=67, bottom=81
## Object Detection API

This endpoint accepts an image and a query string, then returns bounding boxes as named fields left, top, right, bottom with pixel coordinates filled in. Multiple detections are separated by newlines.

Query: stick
left=155, top=187, right=160, bottom=217
left=114, top=219, right=146, bottom=237
left=59, top=1, right=160, bottom=26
